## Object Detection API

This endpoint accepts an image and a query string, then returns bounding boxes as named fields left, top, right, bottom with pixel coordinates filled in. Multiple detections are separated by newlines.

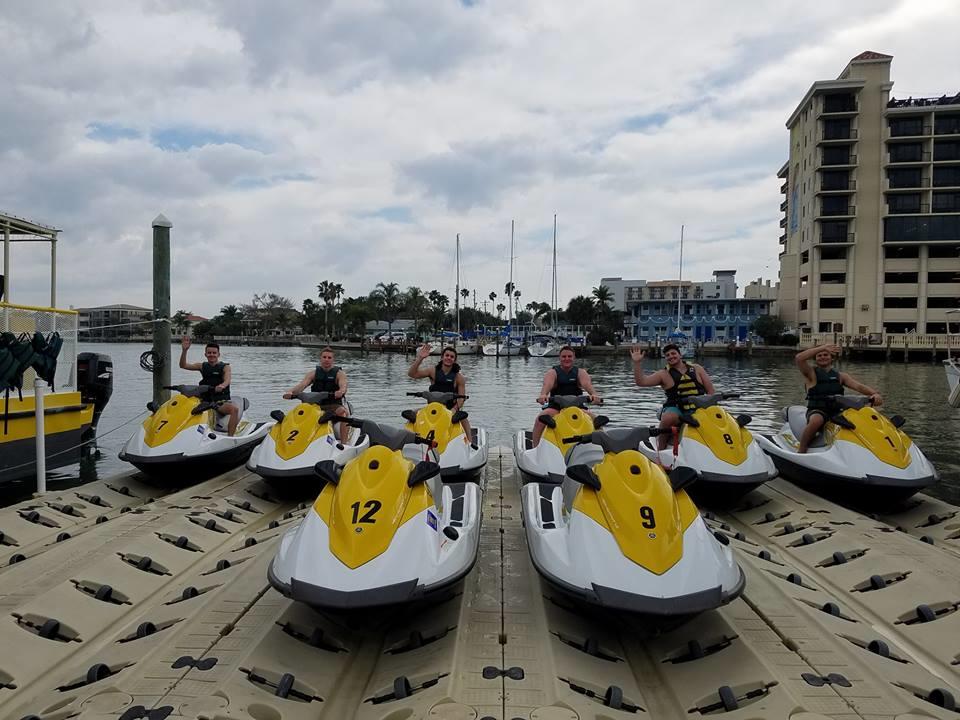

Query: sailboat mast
left=676, top=224, right=684, bottom=332
left=455, top=233, right=460, bottom=337
left=508, top=219, right=514, bottom=328
left=552, top=214, right=558, bottom=328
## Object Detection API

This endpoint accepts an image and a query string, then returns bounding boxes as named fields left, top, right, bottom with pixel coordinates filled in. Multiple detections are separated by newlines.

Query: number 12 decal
left=351, top=500, right=382, bottom=524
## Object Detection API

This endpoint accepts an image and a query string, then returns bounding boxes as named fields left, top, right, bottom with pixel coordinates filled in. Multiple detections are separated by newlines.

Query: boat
left=946, top=309, right=960, bottom=407
left=527, top=215, right=564, bottom=358
left=1, top=212, right=113, bottom=484
left=755, top=395, right=937, bottom=505
left=482, top=221, right=524, bottom=357
left=668, top=226, right=694, bottom=359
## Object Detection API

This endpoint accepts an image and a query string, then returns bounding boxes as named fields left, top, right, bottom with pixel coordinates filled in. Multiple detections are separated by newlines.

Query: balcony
left=780, top=200, right=788, bottom=212
left=817, top=178, right=856, bottom=193
left=818, top=204, right=856, bottom=218
left=819, top=232, right=855, bottom=245
left=779, top=232, right=787, bottom=244
left=886, top=203, right=929, bottom=215
left=780, top=216, right=787, bottom=228
left=887, top=150, right=932, bottom=165
left=821, top=153, right=857, bottom=167
left=884, top=176, right=931, bottom=191
left=819, top=100, right=858, bottom=117
left=780, top=181, right=789, bottom=194
left=934, top=119, right=960, bottom=136
left=888, top=123, right=932, bottom=138
left=818, top=127, right=858, bottom=144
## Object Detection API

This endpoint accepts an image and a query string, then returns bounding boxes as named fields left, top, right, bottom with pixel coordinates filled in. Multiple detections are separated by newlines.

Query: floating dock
left=0, top=453, right=958, bottom=719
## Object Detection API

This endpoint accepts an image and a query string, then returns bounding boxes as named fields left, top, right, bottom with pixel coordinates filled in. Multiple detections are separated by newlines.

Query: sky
left=2, top=0, right=959, bottom=317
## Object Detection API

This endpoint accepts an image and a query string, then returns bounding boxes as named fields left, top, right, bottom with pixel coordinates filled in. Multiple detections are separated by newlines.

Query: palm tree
left=371, top=281, right=403, bottom=336
left=592, top=285, right=614, bottom=316
left=317, top=280, right=339, bottom=338
left=428, top=290, right=450, bottom=333
left=172, top=309, right=192, bottom=336
left=496, top=302, right=506, bottom=320
left=404, top=286, right=429, bottom=336
left=513, top=289, right=522, bottom=318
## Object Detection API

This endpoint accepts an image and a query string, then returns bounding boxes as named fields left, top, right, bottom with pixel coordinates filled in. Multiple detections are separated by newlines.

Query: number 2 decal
left=351, top=500, right=382, bottom=524
left=639, top=505, right=656, bottom=529
left=286, top=429, right=299, bottom=443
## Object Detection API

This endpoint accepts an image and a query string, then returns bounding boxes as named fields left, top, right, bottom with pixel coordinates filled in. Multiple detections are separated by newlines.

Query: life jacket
left=806, top=367, right=843, bottom=409
left=429, top=362, right=460, bottom=394
left=550, top=365, right=582, bottom=397
left=311, top=365, right=341, bottom=393
left=200, top=361, right=230, bottom=400
left=663, top=363, right=706, bottom=410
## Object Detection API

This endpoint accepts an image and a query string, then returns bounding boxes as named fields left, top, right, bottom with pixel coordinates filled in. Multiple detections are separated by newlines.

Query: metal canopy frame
left=1, top=211, right=61, bottom=307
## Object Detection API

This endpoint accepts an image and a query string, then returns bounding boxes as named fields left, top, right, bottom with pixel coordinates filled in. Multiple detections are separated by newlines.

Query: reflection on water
left=3, top=343, right=959, bottom=506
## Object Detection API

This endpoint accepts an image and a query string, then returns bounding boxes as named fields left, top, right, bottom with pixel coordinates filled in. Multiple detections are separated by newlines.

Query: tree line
left=172, top=283, right=624, bottom=343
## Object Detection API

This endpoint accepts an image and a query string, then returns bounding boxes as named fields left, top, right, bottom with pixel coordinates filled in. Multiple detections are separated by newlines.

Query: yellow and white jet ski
left=401, top=390, right=487, bottom=480
left=756, top=395, right=937, bottom=505
left=637, top=392, right=777, bottom=506
left=268, top=417, right=483, bottom=610
left=513, top=395, right=608, bottom=483
left=119, top=384, right=272, bottom=480
left=522, top=427, right=744, bottom=619
left=246, top=391, right=369, bottom=492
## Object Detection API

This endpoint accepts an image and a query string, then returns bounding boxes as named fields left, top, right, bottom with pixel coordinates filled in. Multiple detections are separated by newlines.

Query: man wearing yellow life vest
left=630, top=343, right=716, bottom=450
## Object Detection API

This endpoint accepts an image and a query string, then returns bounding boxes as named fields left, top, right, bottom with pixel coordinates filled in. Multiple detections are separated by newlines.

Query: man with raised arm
left=179, top=336, right=240, bottom=436
left=408, top=343, right=476, bottom=448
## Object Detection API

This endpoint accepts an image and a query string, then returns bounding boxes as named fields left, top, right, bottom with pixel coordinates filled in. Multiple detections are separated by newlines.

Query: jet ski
left=513, top=395, right=608, bottom=483
left=268, top=417, right=483, bottom=610
left=637, top=392, right=777, bottom=506
left=522, top=427, right=745, bottom=620
left=755, top=395, right=937, bottom=505
left=246, top=391, right=369, bottom=493
left=119, top=384, right=272, bottom=480
left=401, top=390, right=487, bottom=480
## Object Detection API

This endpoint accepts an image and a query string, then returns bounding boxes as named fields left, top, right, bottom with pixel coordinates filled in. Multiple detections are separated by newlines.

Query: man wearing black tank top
left=531, top=346, right=602, bottom=446
left=283, top=347, right=350, bottom=442
left=179, top=336, right=240, bottom=435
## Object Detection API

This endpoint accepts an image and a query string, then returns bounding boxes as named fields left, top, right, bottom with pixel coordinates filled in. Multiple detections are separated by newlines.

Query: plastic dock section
left=0, top=453, right=958, bottom=719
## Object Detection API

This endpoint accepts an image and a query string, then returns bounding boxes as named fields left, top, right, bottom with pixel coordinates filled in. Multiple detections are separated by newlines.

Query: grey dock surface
left=0, top=451, right=958, bottom=719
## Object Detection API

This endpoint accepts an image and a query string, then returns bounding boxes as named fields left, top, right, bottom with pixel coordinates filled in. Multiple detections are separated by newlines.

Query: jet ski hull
left=120, top=429, right=267, bottom=482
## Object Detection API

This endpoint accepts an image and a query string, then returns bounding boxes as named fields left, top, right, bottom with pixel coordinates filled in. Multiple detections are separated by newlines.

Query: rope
left=74, top=318, right=170, bottom=334
left=139, top=350, right=163, bottom=372
left=1, top=409, right=149, bottom=475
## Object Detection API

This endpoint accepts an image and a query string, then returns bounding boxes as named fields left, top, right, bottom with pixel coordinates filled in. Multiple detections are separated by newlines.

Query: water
left=4, top=343, right=959, bottom=506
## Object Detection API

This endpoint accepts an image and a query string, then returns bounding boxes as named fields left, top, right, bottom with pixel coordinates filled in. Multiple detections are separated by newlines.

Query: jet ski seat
left=785, top=406, right=826, bottom=449
left=565, top=442, right=604, bottom=468
left=361, top=421, right=417, bottom=451
left=214, top=397, right=249, bottom=432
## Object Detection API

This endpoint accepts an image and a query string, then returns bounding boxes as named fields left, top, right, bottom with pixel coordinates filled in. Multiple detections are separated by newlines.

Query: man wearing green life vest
left=283, top=347, right=350, bottom=443
left=795, top=343, right=882, bottom=453
left=630, top=343, right=716, bottom=450
left=180, top=336, right=240, bottom=436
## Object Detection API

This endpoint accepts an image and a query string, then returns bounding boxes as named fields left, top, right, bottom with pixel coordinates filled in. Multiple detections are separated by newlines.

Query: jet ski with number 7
left=268, top=416, right=483, bottom=610
left=119, top=384, right=272, bottom=480
left=522, top=426, right=744, bottom=620
left=755, top=395, right=937, bottom=505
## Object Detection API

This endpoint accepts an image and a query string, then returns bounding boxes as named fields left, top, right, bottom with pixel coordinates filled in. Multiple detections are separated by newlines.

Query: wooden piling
left=152, top=214, right=172, bottom=406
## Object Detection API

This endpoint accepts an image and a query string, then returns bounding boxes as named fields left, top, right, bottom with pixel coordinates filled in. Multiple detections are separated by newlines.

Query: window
left=821, top=195, right=850, bottom=215
left=928, top=244, right=960, bottom=258
left=823, top=93, right=856, bottom=113
left=801, top=251, right=810, bottom=264
left=935, top=115, right=960, bottom=135
left=818, top=322, right=832, bottom=332
left=820, top=272, right=846, bottom=284
left=820, top=246, right=848, bottom=260
left=823, top=118, right=852, bottom=140
left=822, top=146, right=852, bottom=165
left=889, top=117, right=924, bottom=137
left=933, top=192, right=960, bottom=212
left=820, top=297, right=845, bottom=308
left=885, top=271, right=919, bottom=283
left=927, top=296, right=960, bottom=308
left=927, top=322, right=947, bottom=333
left=800, top=275, right=808, bottom=287
left=884, top=244, right=920, bottom=258
left=928, top=271, right=960, bottom=283
left=820, top=170, right=850, bottom=191
left=933, top=166, right=960, bottom=187
left=800, top=299, right=809, bottom=310
left=887, top=193, right=922, bottom=214
left=889, top=142, right=923, bottom=162
left=884, top=216, right=960, bottom=242
left=883, top=296, right=918, bottom=308
left=887, top=168, right=922, bottom=188
left=934, top=141, right=960, bottom=161
left=884, top=322, right=917, bottom=333
left=820, top=221, right=849, bottom=242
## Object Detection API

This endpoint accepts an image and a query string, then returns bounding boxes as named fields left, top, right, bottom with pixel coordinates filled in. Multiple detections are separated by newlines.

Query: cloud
left=1, top=0, right=958, bottom=317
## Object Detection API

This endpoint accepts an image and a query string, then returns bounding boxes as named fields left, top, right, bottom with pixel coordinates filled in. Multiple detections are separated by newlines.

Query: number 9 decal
left=639, top=505, right=656, bottom=529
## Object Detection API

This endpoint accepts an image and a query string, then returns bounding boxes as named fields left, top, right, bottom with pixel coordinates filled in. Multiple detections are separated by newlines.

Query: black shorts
left=806, top=407, right=831, bottom=421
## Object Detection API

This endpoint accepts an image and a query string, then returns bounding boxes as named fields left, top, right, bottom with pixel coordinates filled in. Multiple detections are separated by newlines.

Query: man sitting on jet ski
left=795, top=343, right=883, bottom=453
left=408, top=343, right=477, bottom=449
left=532, top=346, right=602, bottom=446
left=630, top=343, right=716, bottom=450
left=179, top=336, right=239, bottom=435
left=283, top=346, right=350, bottom=443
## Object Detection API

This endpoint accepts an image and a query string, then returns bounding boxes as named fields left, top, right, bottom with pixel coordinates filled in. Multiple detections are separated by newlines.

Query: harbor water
left=4, top=342, right=959, bottom=505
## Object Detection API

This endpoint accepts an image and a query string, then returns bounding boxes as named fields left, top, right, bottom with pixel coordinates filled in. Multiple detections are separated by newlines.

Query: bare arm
left=408, top=344, right=434, bottom=380
left=839, top=372, right=883, bottom=406
left=537, top=369, right=557, bottom=404
left=179, top=336, right=201, bottom=371
left=335, top=370, right=347, bottom=399
left=695, top=364, right=716, bottom=394
left=794, top=344, right=840, bottom=383
left=578, top=369, right=601, bottom=403
left=630, top=347, right=664, bottom=387
left=454, top=373, right=466, bottom=410
left=216, top=364, right=231, bottom=392
left=283, top=370, right=315, bottom=399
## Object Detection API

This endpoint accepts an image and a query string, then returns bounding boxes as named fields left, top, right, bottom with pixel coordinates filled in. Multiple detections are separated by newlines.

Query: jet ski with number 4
left=268, top=416, right=483, bottom=610
left=119, top=384, right=272, bottom=480
left=755, top=395, right=937, bottom=505
left=637, top=392, right=777, bottom=506
left=513, top=395, right=608, bottom=483
left=522, top=426, right=744, bottom=620
left=401, top=390, right=487, bottom=481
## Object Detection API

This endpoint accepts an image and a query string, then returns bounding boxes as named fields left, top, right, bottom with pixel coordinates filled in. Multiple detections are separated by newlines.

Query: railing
left=822, top=153, right=857, bottom=166
left=819, top=232, right=855, bottom=244
left=888, top=124, right=932, bottom=138
left=818, top=178, right=856, bottom=191
left=888, top=96, right=960, bottom=109
left=820, top=205, right=855, bottom=217
left=887, top=203, right=930, bottom=215
left=888, top=150, right=932, bottom=163
left=0, top=302, right=79, bottom=392
left=885, top=176, right=931, bottom=189
left=801, top=331, right=960, bottom=350
left=820, top=128, right=858, bottom=141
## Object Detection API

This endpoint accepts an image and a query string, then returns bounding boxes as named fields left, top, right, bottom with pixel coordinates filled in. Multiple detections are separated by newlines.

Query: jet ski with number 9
left=522, top=426, right=744, bottom=621
left=268, top=416, right=483, bottom=610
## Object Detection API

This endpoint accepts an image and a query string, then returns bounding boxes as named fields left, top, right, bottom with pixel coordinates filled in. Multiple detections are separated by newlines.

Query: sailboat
left=483, top=221, right=523, bottom=356
left=454, top=234, right=478, bottom=354
left=526, top=214, right=563, bottom=358
left=667, top=225, right=694, bottom=359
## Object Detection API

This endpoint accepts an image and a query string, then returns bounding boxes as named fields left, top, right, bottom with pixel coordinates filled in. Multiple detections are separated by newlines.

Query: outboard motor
left=77, top=352, right=113, bottom=432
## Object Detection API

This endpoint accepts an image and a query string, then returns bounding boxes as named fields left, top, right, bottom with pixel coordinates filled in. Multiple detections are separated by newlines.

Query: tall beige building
left=777, top=51, right=960, bottom=335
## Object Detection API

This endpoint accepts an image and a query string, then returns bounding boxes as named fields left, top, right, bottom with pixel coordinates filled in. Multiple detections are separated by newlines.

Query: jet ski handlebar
left=331, top=416, right=437, bottom=449
left=821, top=394, right=874, bottom=409
left=563, top=427, right=664, bottom=453
left=294, top=390, right=337, bottom=404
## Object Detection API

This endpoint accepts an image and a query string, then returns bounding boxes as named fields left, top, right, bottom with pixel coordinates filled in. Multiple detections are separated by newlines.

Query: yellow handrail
left=0, top=301, right=79, bottom=315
